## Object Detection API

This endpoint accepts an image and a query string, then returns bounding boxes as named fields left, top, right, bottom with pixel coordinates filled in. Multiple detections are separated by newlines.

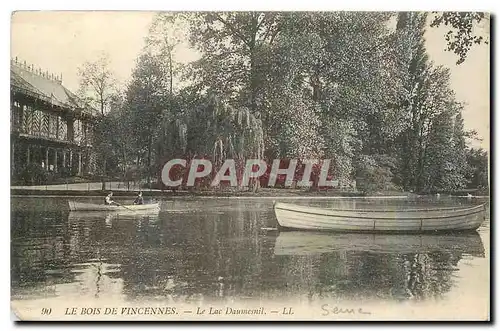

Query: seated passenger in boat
left=134, top=191, right=144, bottom=205
left=105, top=192, right=115, bottom=205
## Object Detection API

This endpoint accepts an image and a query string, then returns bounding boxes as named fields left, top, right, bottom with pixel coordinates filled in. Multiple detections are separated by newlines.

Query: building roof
left=10, top=60, right=91, bottom=115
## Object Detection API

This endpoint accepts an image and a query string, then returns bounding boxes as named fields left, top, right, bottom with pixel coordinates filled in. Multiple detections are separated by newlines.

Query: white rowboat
left=273, top=202, right=486, bottom=233
left=68, top=201, right=160, bottom=212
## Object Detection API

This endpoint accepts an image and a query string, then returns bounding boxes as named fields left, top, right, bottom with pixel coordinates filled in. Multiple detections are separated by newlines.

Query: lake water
left=10, top=196, right=490, bottom=321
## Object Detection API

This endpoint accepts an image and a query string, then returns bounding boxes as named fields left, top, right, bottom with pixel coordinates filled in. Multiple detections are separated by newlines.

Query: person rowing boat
left=104, top=191, right=134, bottom=211
left=105, top=191, right=115, bottom=205
left=134, top=191, right=144, bottom=205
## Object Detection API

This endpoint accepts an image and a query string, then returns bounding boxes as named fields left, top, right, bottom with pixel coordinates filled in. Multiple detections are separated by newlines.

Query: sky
left=10, top=11, right=490, bottom=150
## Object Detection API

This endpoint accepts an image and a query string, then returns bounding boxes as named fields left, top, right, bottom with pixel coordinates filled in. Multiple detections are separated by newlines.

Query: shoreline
left=9, top=190, right=377, bottom=198
left=11, top=195, right=416, bottom=199
left=10, top=188, right=489, bottom=200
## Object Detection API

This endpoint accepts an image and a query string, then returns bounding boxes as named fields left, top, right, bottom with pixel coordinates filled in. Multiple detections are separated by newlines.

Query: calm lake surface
left=11, top=196, right=490, bottom=319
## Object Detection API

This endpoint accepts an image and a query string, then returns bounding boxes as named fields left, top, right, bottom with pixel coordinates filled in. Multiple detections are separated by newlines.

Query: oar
left=114, top=202, right=134, bottom=211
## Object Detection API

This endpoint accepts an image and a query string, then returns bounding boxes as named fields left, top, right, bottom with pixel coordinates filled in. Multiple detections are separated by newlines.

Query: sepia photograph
left=9, top=9, right=490, bottom=321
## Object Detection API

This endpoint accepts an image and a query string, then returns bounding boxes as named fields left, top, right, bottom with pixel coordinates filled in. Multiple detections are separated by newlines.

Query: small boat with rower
left=68, top=200, right=161, bottom=212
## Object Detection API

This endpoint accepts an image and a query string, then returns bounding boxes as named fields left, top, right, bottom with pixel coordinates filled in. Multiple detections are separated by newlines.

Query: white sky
left=10, top=11, right=490, bottom=150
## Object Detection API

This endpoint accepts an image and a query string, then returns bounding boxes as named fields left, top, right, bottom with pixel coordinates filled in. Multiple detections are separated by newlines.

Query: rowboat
left=273, top=202, right=486, bottom=233
left=273, top=231, right=485, bottom=257
left=68, top=200, right=161, bottom=212
left=68, top=211, right=159, bottom=224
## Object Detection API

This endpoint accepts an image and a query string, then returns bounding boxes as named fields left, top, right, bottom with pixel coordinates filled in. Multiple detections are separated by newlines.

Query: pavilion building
left=10, top=58, right=97, bottom=184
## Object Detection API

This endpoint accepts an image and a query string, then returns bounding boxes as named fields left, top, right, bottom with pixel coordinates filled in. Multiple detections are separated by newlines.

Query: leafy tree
left=125, top=51, right=175, bottom=185
left=421, top=109, right=457, bottom=192
left=103, top=93, right=135, bottom=178
left=124, top=14, right=195, bottom=186
left=90, top=92, right=129, bottom=187
left=145, top=12, right=187, bottom=95
left=465, top=148, right=489, bottom=190
left=356, top=154, right=398, bottom=193
left=430, top=12, right=489, bottom=64
left=184, top=95, right=265, bottom=191
left=416, top=67, right=464, bottom=192
left=393, top=12, right=471, bottom=193
left=256, top=12, right=401, bottom=185
left=266, top=90, right=324, bottom=160
left=394, top=12, right=431, bottom=191
left=76, top=54, right=119, bottom=189
left=77, top=53, right=117, bottom=116
left=184, top=12, right=283, bottom=114
left=451, top=112, right=469, bottom=185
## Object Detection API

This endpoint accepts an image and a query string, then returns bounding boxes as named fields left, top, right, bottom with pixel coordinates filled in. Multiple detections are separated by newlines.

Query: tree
left=264, top=12, right=403, bottom=187
left=392, top=12, right=430, bottom=191
left=430, top=12, right=489, bottom=64
left=356, top=154, right=398, bottom=193
left=145, top=13, right=187, bottom=95
left=465, top=148, right=489, bottom=190
left=451, top=112, right=469, bottom=185
left=76, top=54, right=118, bottom=190
left=180, top=12, right=286, bottom=191
left=415, top=67, right=463, bottom=192
left=184, top=12, right=283, bottom=116
left=394, top=12, right=471, bottom=193
left=421, top=109, right=457, bottom=192
left=104, top=93, right=135, bottom=179
left=182, top=95, right=265, bottom=191
left=77, top=53, right=117, bottom=116
left=125, top=51, right=175, bottom=186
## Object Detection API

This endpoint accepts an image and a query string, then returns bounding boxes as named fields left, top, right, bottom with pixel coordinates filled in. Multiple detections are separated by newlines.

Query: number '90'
left=41, top=308, right=52, bottom=315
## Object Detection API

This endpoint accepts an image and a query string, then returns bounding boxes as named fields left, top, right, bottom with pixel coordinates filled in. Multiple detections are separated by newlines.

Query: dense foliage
left=80, top=12, right=489, bottom=194
left=430, top=12, right=489, bottom=65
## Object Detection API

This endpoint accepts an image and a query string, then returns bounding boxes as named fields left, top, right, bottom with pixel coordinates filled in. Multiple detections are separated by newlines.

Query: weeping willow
left=152, top=109, right=188, bottom=175
left=151, top=96, right=264, bottom=191
left=209, top=99, right=265, bottom=191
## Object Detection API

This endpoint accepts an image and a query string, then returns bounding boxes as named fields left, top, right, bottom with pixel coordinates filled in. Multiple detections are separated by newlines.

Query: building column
left=78, top=152, right=82, bottom=176
left=26, top=145, right=30, bottom=164
left=11, top=141, right=15, bottom=176
left=69, top=150, right=73, bottom=173
left=87, top=150, right=93, bottom=174
left=45, top=148, right=49, bottom=171
left=62, top=150, right=66, bottom=169
left=84, top=151, right=90, bottom=174
left=53, top=149, right=58, bottom=173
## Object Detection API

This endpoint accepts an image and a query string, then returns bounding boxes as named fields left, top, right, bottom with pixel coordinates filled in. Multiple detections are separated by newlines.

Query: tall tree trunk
left=168, top=47, right=173, bottom=95
left=100, top=93, right=105, bottom=116
left=310, top=66, right=321, bottom=102
left=101, top=159, right=106, bottom=191
left=249, top=18, right=259, bottom=119
left=249, top=52, right=257, bottom=116
left=147, top=134, right=152, bottom=189
left=122, top=147, right=129, bottom=191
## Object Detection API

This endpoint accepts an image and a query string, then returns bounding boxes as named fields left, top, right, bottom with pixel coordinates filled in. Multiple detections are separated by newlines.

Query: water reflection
left=11, top=197, right=488, bottom=306
left=274, top=231, right=485, bottom=256
left=273, top=231, right=484, bottom=301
